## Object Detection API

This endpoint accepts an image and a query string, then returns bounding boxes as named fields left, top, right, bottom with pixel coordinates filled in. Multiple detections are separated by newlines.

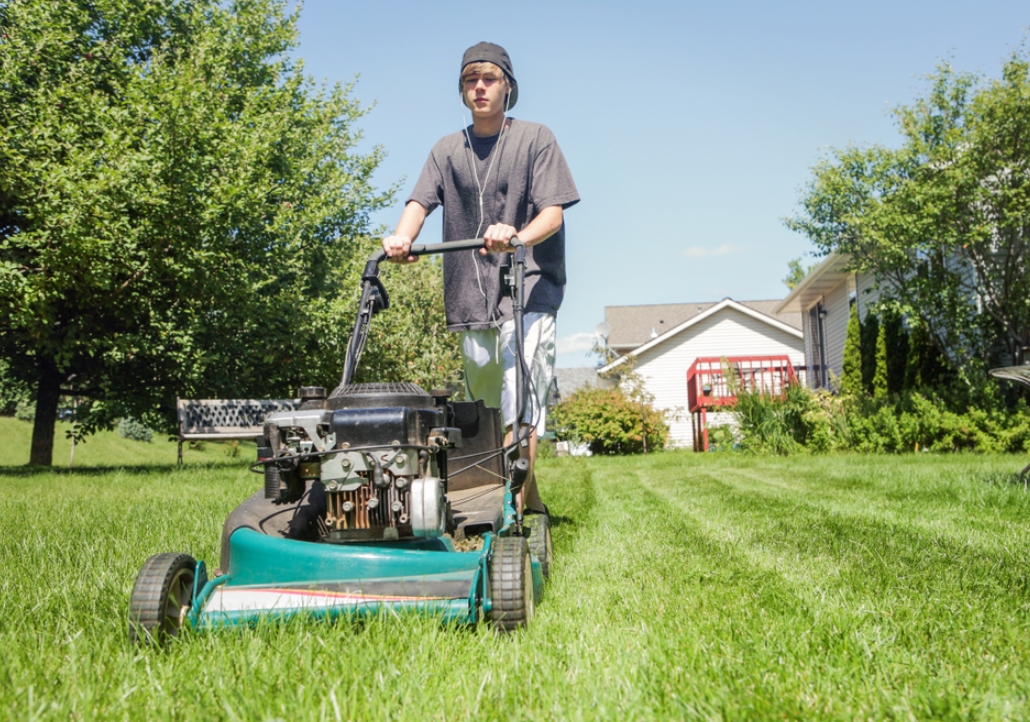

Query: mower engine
left=259, top=382, right=461, bottom=542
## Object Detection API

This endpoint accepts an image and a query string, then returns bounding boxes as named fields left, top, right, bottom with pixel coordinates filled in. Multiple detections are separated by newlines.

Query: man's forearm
left=517, top=205, right=563, bottom=247
left=394, top=201, right=427, bottom=240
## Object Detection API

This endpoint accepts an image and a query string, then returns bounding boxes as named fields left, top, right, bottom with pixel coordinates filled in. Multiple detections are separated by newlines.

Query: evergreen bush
left=860, top=313, right=879, bottom=395
left=15, top=400, right=35, bottom=422
left=117, top=417, right=153, bottom=443
left=841, top=305, right=863, bottom=397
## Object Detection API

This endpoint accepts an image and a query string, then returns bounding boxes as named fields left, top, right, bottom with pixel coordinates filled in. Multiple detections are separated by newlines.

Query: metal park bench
left=989, top=365, right=1030, bottom=476
left=177, top=398, right=300, bottom=466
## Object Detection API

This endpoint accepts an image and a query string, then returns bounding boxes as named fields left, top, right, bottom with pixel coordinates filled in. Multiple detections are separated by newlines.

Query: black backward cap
left=461, top=41, right=518, bottom=109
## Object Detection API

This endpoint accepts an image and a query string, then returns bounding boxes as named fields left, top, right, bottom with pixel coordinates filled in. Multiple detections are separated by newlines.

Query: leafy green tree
left=354, top=253, right=464, bottom=393
left=0, top=0, right=392, bottom=465
left=840, top=304, right=863, bottom=397
left=786, top=48, right=1030, bottom=380
left=860, top=312, right=879, bottom=395
left=782, top=257, right=815, bottom=290
left=906, top=318, right=949, bottom=391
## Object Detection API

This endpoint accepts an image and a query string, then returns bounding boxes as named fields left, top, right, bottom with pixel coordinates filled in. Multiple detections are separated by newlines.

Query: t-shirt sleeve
left=407, top=147, right=445, bottom=214
left=531, top=131, right=580, bottom=211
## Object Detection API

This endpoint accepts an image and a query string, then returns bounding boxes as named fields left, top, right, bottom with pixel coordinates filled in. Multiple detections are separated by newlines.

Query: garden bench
left=177, top=398, right=300, bottom=466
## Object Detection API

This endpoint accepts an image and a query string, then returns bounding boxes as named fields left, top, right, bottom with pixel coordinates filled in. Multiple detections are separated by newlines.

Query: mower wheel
left=525, top=513, right=553, bottom=580
left=129, top=552, right=196, bottom=646
left=488, top=536, right=534, bottom=632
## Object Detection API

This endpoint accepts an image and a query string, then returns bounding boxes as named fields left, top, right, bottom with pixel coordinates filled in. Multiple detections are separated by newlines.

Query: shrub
left=0, top=360, right=31, bottom=416
left=706, top=424, right=738, bottom=452
left=117, top=417, right=153, bottom=443
left=733, top=382, right=838, bottom=455
left=551, top=387, right=669, bottom=455
left=535, top=436, right=557, bottom=459
left=15, top=399, right=35, bottom=422
left=739, top=385, right=1030, bottom=456
left=840, top=305, right=863, bottom=397
left=861, top=313, right=879, bottom=395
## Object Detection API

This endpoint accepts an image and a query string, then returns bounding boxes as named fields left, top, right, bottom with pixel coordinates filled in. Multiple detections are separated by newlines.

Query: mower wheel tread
left=488, top=536, right=533, bottom=632
left=525, top=513, right=553, bottom=580
left=129, top=552, right=196, bottom=646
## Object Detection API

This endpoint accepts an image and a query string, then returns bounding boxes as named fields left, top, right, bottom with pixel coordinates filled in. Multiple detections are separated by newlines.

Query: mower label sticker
left=205, top=587, right=451, bottom=613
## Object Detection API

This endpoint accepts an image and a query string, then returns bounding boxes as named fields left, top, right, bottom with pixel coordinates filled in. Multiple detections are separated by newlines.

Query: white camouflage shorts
left=460, top=312, right=556, bottom=436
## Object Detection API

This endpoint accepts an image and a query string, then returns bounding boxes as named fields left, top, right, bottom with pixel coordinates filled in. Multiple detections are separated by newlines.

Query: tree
left=782, top=257, right=815, bottom=290
left=873, top=319, right=889, bottom=400
left=0, top=0, right=392, bottom=464
left=354, top=253, right=464, bottom=392
left=786, top=48, right=1030, bottom=381
left=883, top=309, right=909, bottom=394
left=906, top=318, right=948, bottom=391
left=840, top=304, right=863, bottom=397
left=860, top=312, right=879, bottom=395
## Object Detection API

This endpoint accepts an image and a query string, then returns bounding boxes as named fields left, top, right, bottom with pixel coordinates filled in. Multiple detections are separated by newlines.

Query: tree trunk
left=29, top=356, right=62, bottom=466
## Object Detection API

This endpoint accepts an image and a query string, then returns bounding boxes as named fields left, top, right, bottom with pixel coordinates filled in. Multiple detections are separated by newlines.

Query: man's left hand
left=480, top=224, right=518, bottom=255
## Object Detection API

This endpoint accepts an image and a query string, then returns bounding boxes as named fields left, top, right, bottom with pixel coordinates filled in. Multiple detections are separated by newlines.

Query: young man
left=381, top=42, right=579, bottom=514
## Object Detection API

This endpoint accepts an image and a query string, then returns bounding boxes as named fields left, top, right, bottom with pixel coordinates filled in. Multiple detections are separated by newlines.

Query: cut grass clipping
left=2, top=417, right=1030, bottom=719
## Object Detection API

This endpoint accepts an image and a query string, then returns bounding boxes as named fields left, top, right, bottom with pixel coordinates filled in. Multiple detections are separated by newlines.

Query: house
left=774, top=253, right=880, bottom=389
left=599, top=298, right=805, bottom=448
left=551, top=367, right=601, bottom=404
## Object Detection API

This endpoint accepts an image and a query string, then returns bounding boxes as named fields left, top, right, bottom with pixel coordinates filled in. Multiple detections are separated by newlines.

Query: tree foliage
left=353, top=254, right=464, bottom=392
left=0, top=0, right=392, bottom=464
left=840, top=304, right=863, bottom=397
left=860, top=312, right=879, bottom=395
left=782, top=257, right=815, bottom=290
left=786, top=48, right=1030, bottom=379
left=873, top=317, right=889, bottom=400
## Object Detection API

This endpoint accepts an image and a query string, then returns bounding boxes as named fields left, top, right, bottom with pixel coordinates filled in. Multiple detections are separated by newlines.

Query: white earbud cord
left=461, top=88, right=540, bottom=431
left=461, top=85, right=513, bottom=325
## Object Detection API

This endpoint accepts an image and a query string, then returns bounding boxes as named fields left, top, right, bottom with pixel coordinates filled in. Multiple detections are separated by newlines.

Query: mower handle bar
left=366, top=237, right=524, bottom=274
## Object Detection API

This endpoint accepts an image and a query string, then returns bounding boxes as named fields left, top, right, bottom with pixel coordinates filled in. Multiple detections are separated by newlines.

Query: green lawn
left=2, top=418, right=1030, bottom=720
left=0, top=417, right=249, bottom=468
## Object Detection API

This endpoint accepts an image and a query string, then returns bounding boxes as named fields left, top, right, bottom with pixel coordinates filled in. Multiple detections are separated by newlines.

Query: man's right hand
left=381, top=234, right=418, bottom=263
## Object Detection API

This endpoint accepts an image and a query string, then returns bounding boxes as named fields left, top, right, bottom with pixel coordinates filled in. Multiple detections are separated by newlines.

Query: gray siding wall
left=855, top=272, right=881, bottom=320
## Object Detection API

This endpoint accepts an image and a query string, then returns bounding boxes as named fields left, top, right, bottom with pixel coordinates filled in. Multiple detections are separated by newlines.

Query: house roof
left=600, top=297, right=804, bottom=372
left=774, top=252, right=853, bottom=314
left=605, top=298, right=802, bottom=351
left=552, top=367, right=599, bottom=399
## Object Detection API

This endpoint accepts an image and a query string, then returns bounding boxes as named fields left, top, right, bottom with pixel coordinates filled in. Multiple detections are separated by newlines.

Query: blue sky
left=292, top=0, right=1029, bottom=367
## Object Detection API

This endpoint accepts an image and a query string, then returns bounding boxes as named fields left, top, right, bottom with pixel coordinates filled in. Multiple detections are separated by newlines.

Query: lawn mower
left=128, top=238, right=552, bottom=644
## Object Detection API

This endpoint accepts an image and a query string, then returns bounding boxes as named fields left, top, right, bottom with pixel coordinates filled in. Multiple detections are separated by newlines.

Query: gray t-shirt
left=408, top=119, right=579, bottom=331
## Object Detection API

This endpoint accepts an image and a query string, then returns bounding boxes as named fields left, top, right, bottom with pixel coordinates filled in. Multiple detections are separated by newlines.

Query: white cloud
left=683, top=243, right=744, bottom=258
left=557, top=332, right=597, bottom=355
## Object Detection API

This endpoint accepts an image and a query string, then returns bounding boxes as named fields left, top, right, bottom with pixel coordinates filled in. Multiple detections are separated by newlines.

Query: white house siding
left=821, top=280, right=851, bottom=385
left=628, top=307, right=805, bottom=449
left=801, top=311, right=818, bottom=389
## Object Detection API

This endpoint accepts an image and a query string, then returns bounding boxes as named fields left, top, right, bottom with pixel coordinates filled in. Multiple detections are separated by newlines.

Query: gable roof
left=553, top=367, right=599, bottom=399
left=605, top=298, right=802, bottom=351
left=600, top=297, right=804, bottom=372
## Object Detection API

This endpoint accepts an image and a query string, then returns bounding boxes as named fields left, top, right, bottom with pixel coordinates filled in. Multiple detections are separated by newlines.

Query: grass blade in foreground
left=1, top=427, right=1028, bottom=719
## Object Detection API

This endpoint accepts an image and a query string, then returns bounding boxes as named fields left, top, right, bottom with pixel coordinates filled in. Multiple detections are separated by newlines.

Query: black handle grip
left=370, top=236, right=523, bottom=263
